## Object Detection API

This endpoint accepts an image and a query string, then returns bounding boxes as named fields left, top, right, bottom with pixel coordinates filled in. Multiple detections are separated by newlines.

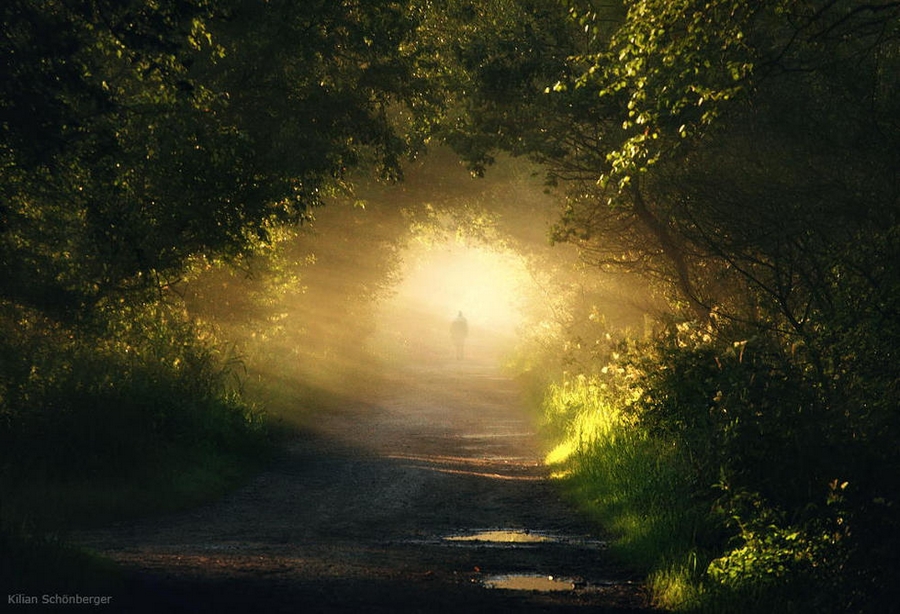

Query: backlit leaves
left=1, top=0, right=423, bottom=315
left=565, top=0, right=757, bottom=184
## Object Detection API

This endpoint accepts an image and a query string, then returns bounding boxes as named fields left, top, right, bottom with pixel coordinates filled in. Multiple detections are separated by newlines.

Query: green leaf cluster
left=0, top=0, right=427, bottom=528
left=1, top=0, right=426, bottom=316
left=459, top=2, right=900, bottom=610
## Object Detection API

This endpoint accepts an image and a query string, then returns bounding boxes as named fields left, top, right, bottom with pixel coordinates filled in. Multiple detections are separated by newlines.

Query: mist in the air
left=182, top=150, right=650, bottom=424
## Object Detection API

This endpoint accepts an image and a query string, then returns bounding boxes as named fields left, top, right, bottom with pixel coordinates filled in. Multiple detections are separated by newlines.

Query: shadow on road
left=72, top=363, right=656, bottom=612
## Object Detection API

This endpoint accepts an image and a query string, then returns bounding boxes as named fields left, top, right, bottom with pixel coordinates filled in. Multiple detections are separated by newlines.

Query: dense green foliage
left=2, top=303, right=253, bottom=475
left=0, top=0, right=427, bottom=556
left=0, top=299, right=272, bottom=589
left=438, top=1, right=900, bottom=611
left=1, top=0, right=427, bottom=316
left=539, top=321, right=894, bottom=612
left=2, top=1, right=898, bottom=610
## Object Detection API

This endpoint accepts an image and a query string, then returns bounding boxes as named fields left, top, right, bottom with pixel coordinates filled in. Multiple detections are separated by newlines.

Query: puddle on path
left=440, top=528, right=607, bottom=549
left=458, top=432, right=534, bottom=438
left=444, top=529, right=552, bottom=544
left=482, top=574, right=576, bottom=591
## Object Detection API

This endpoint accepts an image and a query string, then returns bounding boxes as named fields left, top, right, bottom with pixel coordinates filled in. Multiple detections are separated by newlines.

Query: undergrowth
left=0, top=300, right=276, bottom=589
left=543, top=372, right=711, bottom=610
left=538, top=324, right=894, bottom=613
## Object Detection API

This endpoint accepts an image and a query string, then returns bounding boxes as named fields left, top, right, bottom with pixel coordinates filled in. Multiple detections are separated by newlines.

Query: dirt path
left=73, top=360, right=655, bottom=613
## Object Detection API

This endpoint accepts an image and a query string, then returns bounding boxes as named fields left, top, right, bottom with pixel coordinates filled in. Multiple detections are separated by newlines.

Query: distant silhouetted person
left=450, top=311, right=468, bottom=360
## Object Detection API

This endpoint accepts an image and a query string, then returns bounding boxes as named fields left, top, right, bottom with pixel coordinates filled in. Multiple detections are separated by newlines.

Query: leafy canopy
left=0, top=0, right=427, bottom=316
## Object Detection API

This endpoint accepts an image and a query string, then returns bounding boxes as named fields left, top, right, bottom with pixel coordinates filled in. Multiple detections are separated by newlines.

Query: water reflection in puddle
left=440, top=528, right=607, bottom=549
left=483, top=574, right=576, bottom=591
left=444, top=529, right=552, bottom=544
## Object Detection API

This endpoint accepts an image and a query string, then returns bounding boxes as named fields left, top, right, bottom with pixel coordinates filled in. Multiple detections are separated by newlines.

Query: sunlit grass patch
left=545, top=440, right=576, bottom=466
left=535, top=334, right=869, bottom=614
left=541, top=372, right=712, bottom=610
left=566, top=436, right=704, bottom=576
left=649, top=561, right=704, bottom=611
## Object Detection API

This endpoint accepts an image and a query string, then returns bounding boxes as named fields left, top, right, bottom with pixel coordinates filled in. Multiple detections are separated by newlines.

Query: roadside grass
left=0, top=305, right=287, bottom=593
left=541, top=370, right=855, bottom=613
left=542, top=374, right=714, bottom=611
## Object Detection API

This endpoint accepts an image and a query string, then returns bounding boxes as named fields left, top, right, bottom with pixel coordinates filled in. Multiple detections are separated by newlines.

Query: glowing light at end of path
left=390, top=242, right=528, bottom=337
left=374, top=241, right=535, bottom=366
